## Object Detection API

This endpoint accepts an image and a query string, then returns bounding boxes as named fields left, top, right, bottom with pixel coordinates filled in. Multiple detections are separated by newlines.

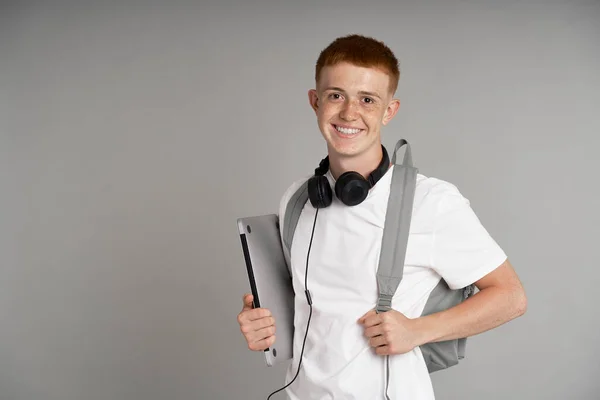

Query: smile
left=333, top=124, right=363, bottom=135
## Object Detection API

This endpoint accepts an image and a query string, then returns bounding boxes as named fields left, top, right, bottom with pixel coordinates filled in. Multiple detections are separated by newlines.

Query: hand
left=237, top=293, right=276, bottom=351
left=358, top=309, right=422, bottom=356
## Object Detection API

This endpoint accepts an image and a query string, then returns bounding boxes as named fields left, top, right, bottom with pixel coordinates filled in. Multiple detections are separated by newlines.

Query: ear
left=382, top=98, right=401, bottom=126
left=308, top=89, right=319, bottom=114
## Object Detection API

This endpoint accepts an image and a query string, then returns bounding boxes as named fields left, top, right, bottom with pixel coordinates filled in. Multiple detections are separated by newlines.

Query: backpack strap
left=281, top=180, right=309, bottom=276
left=375, top=139, right=418, bottom=313
left=280, top=138, right=417, bottom=298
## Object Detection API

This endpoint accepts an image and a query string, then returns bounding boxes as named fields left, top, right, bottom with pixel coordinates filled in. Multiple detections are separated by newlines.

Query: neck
left=328, top=144, right=385, bottom=181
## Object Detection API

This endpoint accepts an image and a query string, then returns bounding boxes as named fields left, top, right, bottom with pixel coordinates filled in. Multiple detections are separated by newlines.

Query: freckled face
left=308, top=62, right=399, bottom=159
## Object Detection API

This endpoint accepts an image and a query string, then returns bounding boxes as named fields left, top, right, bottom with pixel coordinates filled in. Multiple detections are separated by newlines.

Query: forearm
left=413, top=284, right=527, bottom=345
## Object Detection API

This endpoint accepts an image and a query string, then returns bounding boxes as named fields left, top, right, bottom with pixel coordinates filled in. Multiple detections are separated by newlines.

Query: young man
left=237, top=34, right=527, bottom=399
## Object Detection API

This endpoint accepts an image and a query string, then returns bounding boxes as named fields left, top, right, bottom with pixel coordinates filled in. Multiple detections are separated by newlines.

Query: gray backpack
left=280, top=139, right=475, bottom=376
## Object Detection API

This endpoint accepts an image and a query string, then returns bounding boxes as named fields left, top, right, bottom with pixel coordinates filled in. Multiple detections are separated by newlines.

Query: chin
left=328, top=143, right=365, bottom=158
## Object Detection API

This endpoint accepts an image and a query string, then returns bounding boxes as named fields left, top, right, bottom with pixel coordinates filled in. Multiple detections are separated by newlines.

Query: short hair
left=315, top=34, right=400, bottom=95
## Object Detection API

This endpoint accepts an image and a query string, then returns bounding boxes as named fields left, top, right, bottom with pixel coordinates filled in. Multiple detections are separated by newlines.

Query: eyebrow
left=324, top=87, right=382, bottom=99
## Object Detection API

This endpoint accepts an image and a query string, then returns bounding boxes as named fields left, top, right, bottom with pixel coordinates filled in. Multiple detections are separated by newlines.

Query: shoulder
left=278, top=174, right=313, bottom=219
left=415, top=173, right=464, bottom=199
left=414, top=173, right=470, bottom=215
left=277, top=174, right=312, bottom=265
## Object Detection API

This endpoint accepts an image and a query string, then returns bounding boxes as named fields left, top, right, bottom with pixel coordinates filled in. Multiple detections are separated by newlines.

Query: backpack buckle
left=463, top=284, right=475, bottom=299
left=376, top=294, right=393, bottom=313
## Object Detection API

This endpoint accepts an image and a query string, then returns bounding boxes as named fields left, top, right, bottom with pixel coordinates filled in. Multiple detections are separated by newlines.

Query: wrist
left=410, top=315, right=438, bottom=347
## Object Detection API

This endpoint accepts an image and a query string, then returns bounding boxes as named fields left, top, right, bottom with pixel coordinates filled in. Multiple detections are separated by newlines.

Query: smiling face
left=309, top=62, right=400, bottom=165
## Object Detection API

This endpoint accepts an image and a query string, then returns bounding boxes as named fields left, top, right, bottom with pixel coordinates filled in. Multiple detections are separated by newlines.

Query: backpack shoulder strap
left=376, top=139, right=418, bottom=313
left=280, top=179, right=309, bottom=276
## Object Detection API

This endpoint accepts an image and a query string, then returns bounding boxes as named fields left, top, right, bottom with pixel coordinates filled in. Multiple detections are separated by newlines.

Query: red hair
left=315, top=34, right=400, bottom=95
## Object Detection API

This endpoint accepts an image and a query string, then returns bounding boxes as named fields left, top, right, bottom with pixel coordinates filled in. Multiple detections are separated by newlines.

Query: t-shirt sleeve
left=430, top=183, right=507, bottom=290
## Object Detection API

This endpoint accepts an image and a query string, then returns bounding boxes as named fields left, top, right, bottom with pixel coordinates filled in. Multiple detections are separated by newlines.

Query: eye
left=329, top=93, right=342, bottom=100
left=363, top=97, right=375, bottom=104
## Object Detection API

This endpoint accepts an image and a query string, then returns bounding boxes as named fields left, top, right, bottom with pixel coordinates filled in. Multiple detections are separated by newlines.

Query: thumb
left=242, top=293, right=254, bottom=310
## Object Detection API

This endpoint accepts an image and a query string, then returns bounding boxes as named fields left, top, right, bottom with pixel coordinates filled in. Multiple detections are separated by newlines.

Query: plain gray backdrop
left=1, top=1, right=599, bottom=399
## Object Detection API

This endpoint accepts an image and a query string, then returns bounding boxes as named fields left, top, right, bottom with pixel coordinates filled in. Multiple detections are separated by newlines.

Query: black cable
left=267, top=209, right=319, bottom=399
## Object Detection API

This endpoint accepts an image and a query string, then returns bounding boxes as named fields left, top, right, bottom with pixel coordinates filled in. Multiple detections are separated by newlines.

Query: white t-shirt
left=277, top=165, right=507, bottom=400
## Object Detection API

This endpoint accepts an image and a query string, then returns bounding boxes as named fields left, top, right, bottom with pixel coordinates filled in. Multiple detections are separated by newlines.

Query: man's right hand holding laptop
left=237, top=293, right=277, bottom=351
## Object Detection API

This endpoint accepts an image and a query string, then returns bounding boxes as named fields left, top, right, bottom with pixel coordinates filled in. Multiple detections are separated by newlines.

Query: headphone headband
left=367, top=145, right=390, bottom=186
left=314, top=157, right=329, bottom=176
left=314, top=145, right=390, bottom=182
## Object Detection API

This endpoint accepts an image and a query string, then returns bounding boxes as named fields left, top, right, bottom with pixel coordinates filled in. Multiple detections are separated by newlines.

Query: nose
left=339, top=99, right=359, bottom=121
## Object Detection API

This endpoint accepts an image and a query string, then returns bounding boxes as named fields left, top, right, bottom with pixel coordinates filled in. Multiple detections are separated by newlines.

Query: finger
left=240, top=314, right=275, bottom=334
left=238, top=308, right=271, bottom=327
left=369, top=335, right=387, bottom=348
left=358, top=309, right=376, bottom=324
left=375, top=345, right=390, bottom=356
left=242, top=293, right=254, bottom=311
left=248, top=334, right=276, bottom=351
left=363, top=324, right=384, bottom=339
left=249, top=316, right=275, bottom=332
left=248, top=325, right=276, bottom=343
left=239, top=307, right=272, bottom=323
left=247, top=308, right=272, bottom=321
left=361, top=313, right=383, bottom=328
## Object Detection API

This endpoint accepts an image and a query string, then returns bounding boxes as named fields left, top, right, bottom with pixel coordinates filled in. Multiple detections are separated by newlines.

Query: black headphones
left=307, top=145, right=390, bottom=208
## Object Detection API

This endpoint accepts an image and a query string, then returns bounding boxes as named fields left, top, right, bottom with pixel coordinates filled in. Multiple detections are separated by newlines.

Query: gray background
left=1, top=1, right=599, bottom=399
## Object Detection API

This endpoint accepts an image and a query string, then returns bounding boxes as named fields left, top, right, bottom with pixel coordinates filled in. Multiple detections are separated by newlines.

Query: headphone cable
left=267, top=209, right=318, bottom=399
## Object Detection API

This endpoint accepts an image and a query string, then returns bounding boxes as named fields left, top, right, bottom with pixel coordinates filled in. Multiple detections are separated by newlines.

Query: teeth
left=335, top=125, right=361, bottom=135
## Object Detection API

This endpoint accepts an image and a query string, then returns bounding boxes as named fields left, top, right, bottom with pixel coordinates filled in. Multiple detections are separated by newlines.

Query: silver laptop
left=237, top=214, right=294, bottom=367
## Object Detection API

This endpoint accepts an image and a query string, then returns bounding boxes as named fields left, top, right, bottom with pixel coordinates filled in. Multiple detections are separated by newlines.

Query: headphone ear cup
left=308, top=175, right=333, bottom=208
left=335, top=171, right=370, bottom=206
